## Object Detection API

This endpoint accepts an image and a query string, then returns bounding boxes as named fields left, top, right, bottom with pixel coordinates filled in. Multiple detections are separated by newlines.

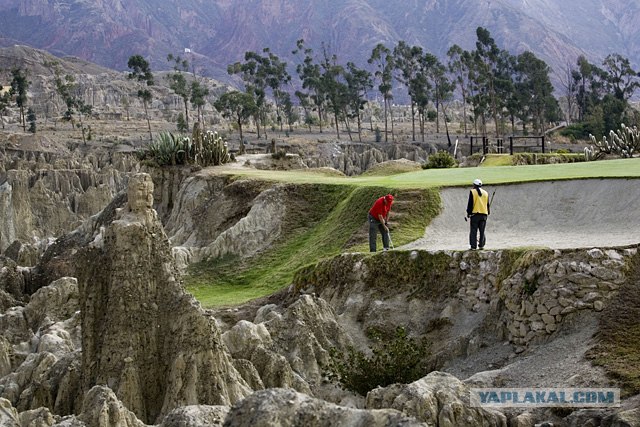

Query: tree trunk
left=411, top=102, right=416, bottom=141
left=183, top=99, right=189, bottom=132
left=144, top=101, right=152, bottom=142
left=389, top=100, right=395, bottom=142
left=383, top=99, right=388, bottom=142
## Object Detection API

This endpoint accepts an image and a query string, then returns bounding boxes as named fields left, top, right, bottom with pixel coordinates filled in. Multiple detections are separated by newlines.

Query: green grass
left=186, top=185, right=441, bottom=307
left=479, top=154, right=514, bottom=167
left=187, top=158, right=640, bottom=307
left=215, top=157, right=640, bottom=188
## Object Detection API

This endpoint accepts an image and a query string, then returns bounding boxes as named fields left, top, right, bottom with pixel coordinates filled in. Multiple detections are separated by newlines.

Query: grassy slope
left=187, top=158, right=640, bottom=307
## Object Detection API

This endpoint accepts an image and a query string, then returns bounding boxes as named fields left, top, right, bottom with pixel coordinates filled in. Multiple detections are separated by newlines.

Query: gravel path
left=402, top=178, right=640, bottom=251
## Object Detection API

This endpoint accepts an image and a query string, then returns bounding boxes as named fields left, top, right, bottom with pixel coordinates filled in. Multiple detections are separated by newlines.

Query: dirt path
left=402, top=178, right=640, bottom=251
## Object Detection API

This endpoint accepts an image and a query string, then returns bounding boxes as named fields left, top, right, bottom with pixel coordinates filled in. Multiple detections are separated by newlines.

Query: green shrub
left=271, top=149, right=287, bottom=160
left=422, top=150, right=457, bottom=169
left=559, top=123, right=589, bottom=140
left=325, top=326, right=432, bottom=396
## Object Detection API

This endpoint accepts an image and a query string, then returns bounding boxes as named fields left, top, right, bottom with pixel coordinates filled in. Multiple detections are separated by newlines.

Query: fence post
left=470, top=136, right=474, bottom=156
left=509, top=136, right=514, bottom=155
left=483, top=136, right=488, bottom=154
left=541, top=135, right=545, bottom=153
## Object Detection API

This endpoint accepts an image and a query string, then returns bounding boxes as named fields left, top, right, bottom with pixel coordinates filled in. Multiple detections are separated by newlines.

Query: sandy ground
left=402, top=178, right=640, bottom=251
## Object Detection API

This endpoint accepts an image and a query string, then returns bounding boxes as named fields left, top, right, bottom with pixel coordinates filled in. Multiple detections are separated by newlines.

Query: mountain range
left=1, top=0, right=639, bottom=87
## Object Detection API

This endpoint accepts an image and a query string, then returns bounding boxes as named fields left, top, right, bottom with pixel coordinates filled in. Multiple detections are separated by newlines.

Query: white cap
left=473, top=179, right=482, bottom=186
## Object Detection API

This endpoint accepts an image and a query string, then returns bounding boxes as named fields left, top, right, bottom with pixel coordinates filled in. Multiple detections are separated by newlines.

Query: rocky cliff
left=1, top=167, right=639, bottom=426
left=0, top=149, right=137, bottom=255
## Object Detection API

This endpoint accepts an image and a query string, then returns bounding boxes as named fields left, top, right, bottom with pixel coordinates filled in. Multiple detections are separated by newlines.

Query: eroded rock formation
left=77, top=173, right=250, bottom=424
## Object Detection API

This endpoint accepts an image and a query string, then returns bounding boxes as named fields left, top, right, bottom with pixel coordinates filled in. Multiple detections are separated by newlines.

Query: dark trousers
left=469, top=214, right=487, bottom=249
left=368, top=214, right=389, bottom=252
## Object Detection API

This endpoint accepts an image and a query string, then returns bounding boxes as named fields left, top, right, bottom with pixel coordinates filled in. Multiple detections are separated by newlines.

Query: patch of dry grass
left=587, top=252, right=640, bottom=396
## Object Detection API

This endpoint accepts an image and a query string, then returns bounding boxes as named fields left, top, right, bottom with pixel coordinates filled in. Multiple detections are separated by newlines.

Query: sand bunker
left=402, top=178, right=640, bottom=251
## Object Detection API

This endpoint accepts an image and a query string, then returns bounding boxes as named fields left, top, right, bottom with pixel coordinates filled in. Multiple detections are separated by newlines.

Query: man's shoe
left=479, top=246, right=484, bottom=250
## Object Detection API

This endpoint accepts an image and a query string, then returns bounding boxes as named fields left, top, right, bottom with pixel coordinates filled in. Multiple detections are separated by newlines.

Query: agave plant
left=146, top=131, right=191, bottom=166
left=145, top=127, right=230, bottom=167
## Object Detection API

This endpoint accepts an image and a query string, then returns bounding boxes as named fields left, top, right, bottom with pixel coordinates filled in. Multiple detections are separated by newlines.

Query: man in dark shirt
left=466, top=179, right=489, bottom=250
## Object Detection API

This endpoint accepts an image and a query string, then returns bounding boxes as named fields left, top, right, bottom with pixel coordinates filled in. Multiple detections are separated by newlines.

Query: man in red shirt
left=368, top=194, right=394, bottom=252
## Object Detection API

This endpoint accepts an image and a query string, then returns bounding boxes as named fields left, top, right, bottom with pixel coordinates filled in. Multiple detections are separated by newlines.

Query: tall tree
left=262, top=48, right=291, bottom=132
left=602, top=53, right=640, bottom=101
left=369, top=43, right=395, bottom=142
left=127, top=55, right=155, bottom=142
left=9, top=68, right=30, bottom=131
left=293, top=39, right=325, bottom=133
left=190, top=80, right=209, bottom=127
left=167, top=54, right=192, bottom=132
left=345, top=62, right=373, bottom=142
left=514, top=51, right=559, bottom=135
left=214, top=91, right=257, bottom=143
left=447, top=45, right=472, bottom=136
left=319, top=47, right=348, bottom=140
left=431, top=59, right=455, bottom=144
left=473, top=27, right=512, bottom=137
left=53, top=67, right=92, bottom=142
left=558, top=61, right=579, bottom=124
left=228, top=49, right=280, bottom=139
left=393, top=41, right=424, bottom=141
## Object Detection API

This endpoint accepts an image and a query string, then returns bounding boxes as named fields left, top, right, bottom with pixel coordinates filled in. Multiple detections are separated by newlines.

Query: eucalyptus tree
left=295, top=90, right=314, bottom=132
left=190, top=80, right=209, bottom=127
left=319, top=48, right=349, bottom=140
left=573, top=55, right=607, bottom=123
left=213, top=90, right=258, bottom=143
left=413, top=52, right=438, bottom=141
left=228, top=51, right=267, bottom=139
left=127, top=54, right=155, bottom=142
left=513, top=51, right=559, bottom=135
left=278, top=91, right=296, bottom=133
left=262, top=48, right=291, bottom=132
left=9, top=68, right=29, bottom=131
left=53, top=70, right=75, bottom=129
left=447, top=44, right=472, bottom=136
left=344, top=62, right=373, bottom=141
left=602, top=53, right=640, bottom=101
left=167, top=54, right=192, bottom=131
left=369, top=43, right=395, bottom=142
left=51, top=64, right=93, bottom=142
left=393, top=41, right=424, bottom=141
left=293, top=39, right=325, bottom=133
left=471, top=27, right=511, bottom=137
left=431, top=59, right=455, bottom=144
left=229, top=48, right=291, bottom=139
left=558, top=61, right=579, bottom=124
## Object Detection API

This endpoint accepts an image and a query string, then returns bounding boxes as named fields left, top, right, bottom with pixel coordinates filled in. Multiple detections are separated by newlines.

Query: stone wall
left=294, top=246, right=638, bottom=350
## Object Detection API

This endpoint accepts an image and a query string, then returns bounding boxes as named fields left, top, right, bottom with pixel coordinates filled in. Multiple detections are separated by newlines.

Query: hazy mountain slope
left=0, top=0, right=639, bottom=83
